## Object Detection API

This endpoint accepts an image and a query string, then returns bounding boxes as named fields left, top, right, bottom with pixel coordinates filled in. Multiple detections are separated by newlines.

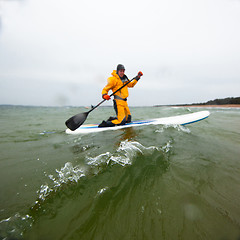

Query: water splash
left=36, top=184, right=53, bottom=202
left=160, top=140, right=173, bottom=153
left=86, top=140, right=159, bottom=167
left=95, top=187, right=109, bottom=197
left=114, top=140, right=158, bottom=165
left=174, top=124, right=191, bottom=133
left=87, top=152, right=112, bottom=167
left=55, top=162, right=85, bottom=184
left=0, top=213, right=33, bottom=240
left=36, top=162, right=85, bottom=201
left=155, top=124, right=191, bottom=134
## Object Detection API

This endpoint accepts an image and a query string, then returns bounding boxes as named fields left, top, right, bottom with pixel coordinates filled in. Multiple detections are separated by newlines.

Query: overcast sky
left=0, top=0, right=239, bottom=106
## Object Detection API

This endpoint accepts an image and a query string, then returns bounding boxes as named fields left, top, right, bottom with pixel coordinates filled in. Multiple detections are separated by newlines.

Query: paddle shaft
left=88, top=77, right=136, bottom=114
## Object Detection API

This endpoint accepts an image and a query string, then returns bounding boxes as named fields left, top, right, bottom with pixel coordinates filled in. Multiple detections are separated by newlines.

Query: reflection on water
left=119, top=127, right=138, bottom=140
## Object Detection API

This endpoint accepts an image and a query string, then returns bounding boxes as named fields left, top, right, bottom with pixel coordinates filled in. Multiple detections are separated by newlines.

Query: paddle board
left=66, top=110, right=210, bottom=134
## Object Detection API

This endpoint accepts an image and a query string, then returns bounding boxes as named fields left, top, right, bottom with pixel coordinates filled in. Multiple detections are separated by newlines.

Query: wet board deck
left=66, top=110, right=210, bottom=134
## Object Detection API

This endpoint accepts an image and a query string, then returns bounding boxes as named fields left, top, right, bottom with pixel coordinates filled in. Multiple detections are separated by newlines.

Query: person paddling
left=98, top=64, right=143, bottom=127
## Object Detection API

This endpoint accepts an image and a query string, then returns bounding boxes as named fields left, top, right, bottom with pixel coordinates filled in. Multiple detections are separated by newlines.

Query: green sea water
left=0, top=105, right=240, bottom=240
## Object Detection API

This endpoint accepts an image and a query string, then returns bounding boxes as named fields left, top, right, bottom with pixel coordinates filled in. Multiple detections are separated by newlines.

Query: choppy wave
left=1, top=106, right=240, bottom=240
left=2, top=139, right=162, bottom=239
left=36, top=140, right=162, bottom=203
left=0, top=122, right=192, bottom=239
left=87, top=140, right=159, bottom=167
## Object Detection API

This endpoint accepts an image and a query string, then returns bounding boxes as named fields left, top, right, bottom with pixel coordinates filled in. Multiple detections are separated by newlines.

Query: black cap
left=117, top=64, right=125, bottom=72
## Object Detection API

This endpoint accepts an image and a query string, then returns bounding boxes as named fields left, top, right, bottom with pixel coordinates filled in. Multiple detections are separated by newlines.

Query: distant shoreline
left=155, top=97, right=240, bottom=108
left=171, top=104, right=240, bottom=108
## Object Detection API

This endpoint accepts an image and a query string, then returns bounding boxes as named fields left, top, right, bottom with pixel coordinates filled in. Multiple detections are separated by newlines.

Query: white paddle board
left=66, top=110, right=210, bottom=134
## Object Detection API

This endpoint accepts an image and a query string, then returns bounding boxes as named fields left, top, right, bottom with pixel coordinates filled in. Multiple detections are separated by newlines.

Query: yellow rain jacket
left=102, top=70, right=138, bottom=125
left=102, top=70, right=138, bottom=99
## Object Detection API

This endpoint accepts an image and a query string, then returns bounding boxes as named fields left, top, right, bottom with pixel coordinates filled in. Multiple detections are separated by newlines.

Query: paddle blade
left=65, top=112, right=89, bottom=131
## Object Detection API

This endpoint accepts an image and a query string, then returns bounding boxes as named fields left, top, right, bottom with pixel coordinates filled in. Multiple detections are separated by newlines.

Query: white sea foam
left=173, top=124, right=191, bottom=133
left=110, top=140, right=144, bottom=166
left=95, top=187, right=109, bottom=197
left=37, top=184, right=53, bottom=201
left=55, top=162, right=85, bottom=184
left=155, top=124, right=191, bottom=134
left=87, top=152, right=112, bottom=166
left=37, top=162, right=85, bottom=201
left=160, top=140, right=173, bottom=153
left=86, top=140, right=159, bottom=167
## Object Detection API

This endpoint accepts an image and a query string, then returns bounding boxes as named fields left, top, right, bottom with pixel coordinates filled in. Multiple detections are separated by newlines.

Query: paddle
left=65, top=72, right=143, bottom=131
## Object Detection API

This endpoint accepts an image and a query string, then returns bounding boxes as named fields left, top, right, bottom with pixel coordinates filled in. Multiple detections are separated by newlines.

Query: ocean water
left=0, top=105, right=240, bottom=240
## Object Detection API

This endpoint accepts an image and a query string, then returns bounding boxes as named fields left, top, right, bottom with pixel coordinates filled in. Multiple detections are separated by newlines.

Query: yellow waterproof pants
left=112, top=100, right=131, bottom=125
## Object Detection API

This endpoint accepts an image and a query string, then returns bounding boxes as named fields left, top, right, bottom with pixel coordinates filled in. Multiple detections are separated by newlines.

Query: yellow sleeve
left=102, top=77, right=116, bottom=95
left=127, top=79, right=138, bottom=88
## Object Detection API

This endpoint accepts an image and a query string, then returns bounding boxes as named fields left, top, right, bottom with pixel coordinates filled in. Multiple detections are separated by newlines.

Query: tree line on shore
left=155, top=97, right=240, bottom=107
left=192, top=97, right=240, bottom=105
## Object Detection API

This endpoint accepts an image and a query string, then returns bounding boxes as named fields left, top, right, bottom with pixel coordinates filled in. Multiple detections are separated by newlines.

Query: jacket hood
left=111, top=70, right=119, bottom=78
